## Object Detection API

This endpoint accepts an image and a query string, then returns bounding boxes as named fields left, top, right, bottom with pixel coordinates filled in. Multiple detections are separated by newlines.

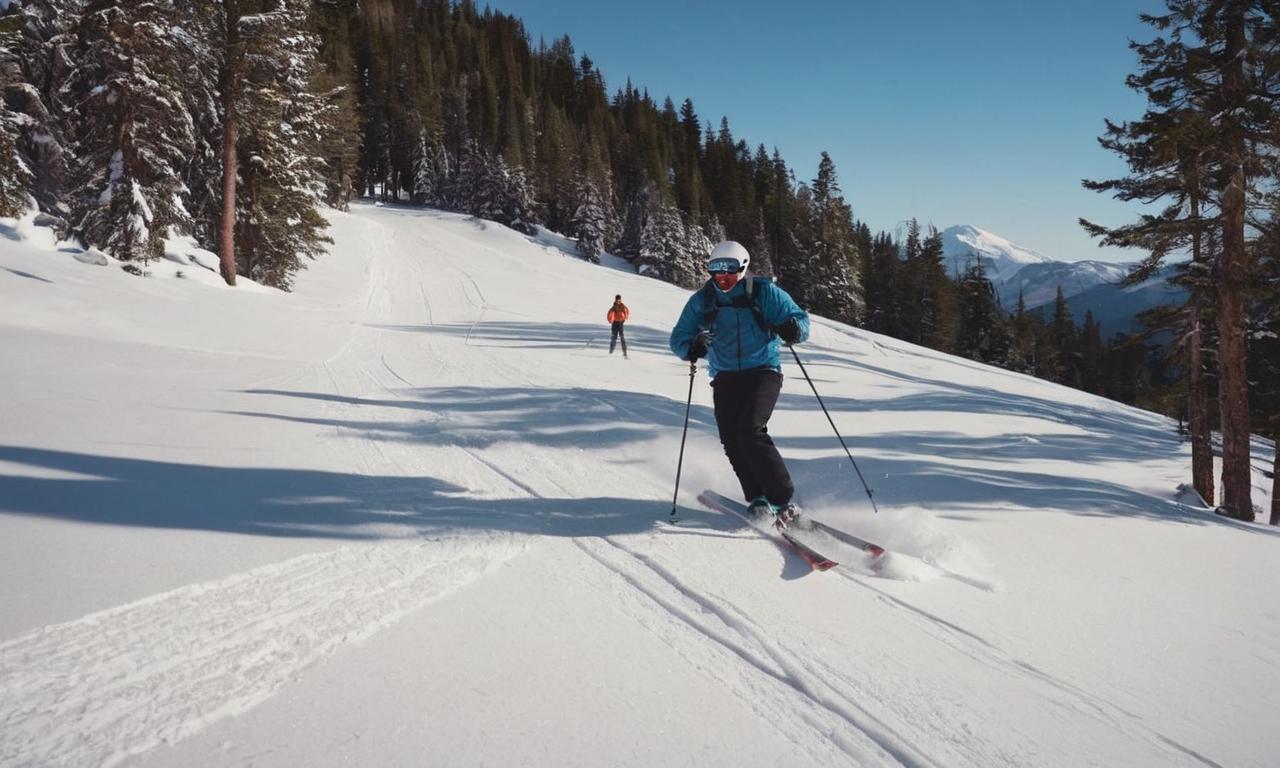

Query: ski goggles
left=708, top=257, right=745, bottom=275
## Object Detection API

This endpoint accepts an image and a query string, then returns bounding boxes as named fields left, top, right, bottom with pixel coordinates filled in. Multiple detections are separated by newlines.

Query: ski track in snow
left=0, top=534, right=531, bottom=768
left=574, top=536, right=925, bottom=767
left=651, top=513, right=1220, bottom=767
left=829, top=572, right=1224, bottom=768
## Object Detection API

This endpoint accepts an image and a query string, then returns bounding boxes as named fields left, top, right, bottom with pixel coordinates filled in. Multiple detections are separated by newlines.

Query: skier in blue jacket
left=670, top=241, right=810, bottom=527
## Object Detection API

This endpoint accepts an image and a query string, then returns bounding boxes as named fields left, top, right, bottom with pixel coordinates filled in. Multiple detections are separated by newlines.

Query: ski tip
left=813, top=560, right=838, bottom=571
left=867, top=545, right=886, bottom=558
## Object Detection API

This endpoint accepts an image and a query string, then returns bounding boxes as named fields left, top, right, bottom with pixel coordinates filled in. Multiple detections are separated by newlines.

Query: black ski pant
left=610, top=321, right=627, bottom=355
left=711, top=368, right=793, bottom=506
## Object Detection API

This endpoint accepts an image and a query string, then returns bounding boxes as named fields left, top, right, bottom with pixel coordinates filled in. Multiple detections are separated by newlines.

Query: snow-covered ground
left=1, top=202, right=1276, bottom=767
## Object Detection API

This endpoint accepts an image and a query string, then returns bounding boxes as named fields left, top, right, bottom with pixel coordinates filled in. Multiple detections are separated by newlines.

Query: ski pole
left=787, top=344, right=880, bottom=514
left=670, top=360, right=698, bottom=519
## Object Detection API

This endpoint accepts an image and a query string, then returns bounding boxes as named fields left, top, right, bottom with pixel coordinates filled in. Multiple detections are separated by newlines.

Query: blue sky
left=490, top=0, right=1166, bottom=264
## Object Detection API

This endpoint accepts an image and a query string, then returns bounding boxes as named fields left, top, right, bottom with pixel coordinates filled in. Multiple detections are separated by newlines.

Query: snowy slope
left=1, top=203, right=1277, bottom=768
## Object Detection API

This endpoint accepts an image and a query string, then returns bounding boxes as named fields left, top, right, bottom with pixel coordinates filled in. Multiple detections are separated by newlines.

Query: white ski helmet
left=707, top=240, right=750, bottom=273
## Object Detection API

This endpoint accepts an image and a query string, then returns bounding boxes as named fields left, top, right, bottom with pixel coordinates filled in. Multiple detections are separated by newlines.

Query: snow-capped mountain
left=1064, top=263, right=1188, bottom=338
left=996, top=259, right=1132, bottom=310
left=938, top=224, right=1185, bottom=333
left=940, top=224, right=1055, bottom=283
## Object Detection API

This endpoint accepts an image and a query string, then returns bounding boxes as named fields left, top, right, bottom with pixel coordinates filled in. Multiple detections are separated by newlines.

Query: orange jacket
left=607, top=301, right=630, bottom=324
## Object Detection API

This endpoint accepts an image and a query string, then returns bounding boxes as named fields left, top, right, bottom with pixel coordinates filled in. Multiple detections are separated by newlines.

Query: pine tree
left=1084, top=0, right=1280, bottom=519
left=681, top=217, right=713, bottom=288
left=864, top=232, right=900, bottom=336
left=749, top=207, right=774, bottom=278
left=62, top=0, right=194, bottom=262
left=412, top=128, right=451, bottom=206
left=807, top=152, right=862, bottom=325
left=0, top=10, right=34, bottom=217
left=955, top=258, right=1009, bottom=364
left=1250, top=194, right=1280, bottom=524
left=570, top=176, right=607, bottom=262
left=1081, top=3, right=1224, bottom=506
left=637, top=202, right=697, bottom=286
left=1080, top=310, right=1105, bottom=394
left=898, top=219, right=925, bottom=343
left=1049, top=286, right=1080, bottom=386
left=231, top=0, right=334, bottom=289
left=1006, top=288, right=1036, bottom=374
left=918, top=225, right=956, bottom=351
left=615, top=182, right=654, bottom=260
left=1, top=0, right=75, bottom=217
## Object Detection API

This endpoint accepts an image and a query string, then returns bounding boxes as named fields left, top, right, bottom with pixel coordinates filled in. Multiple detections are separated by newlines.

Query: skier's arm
left=762, top=284, right=809, bottom=344
left=669, top=295, right=705, bottom=360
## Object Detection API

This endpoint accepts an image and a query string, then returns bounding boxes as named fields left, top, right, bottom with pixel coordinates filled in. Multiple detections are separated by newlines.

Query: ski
left=696, top=490, right=838, bottom=571
left=799, top=519, right=886, bottom=559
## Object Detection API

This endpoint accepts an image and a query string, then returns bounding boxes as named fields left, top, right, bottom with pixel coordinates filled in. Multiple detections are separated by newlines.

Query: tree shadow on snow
left=0, top=444, right=734, bottom=541
left=371, top=320, right=674, bottom=358
left=3, top=368, right=1270, bottom=556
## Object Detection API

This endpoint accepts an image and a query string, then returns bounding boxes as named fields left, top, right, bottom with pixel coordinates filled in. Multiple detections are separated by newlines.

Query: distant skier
left=607, top=294, right=630, bottom=357
left=669, top=241, right=810, bottom=527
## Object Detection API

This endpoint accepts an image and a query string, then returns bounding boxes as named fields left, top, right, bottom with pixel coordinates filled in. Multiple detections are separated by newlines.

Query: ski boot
left=746, top=496, right=773, bottom=519
left=772, top=503, right=800, bottom=530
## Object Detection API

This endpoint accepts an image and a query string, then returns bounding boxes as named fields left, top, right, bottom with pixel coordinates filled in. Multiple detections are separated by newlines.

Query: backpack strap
left=699, top=276, right=774, bottom=337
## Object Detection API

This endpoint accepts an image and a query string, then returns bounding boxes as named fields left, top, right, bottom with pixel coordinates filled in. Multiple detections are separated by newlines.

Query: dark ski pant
left=610, top=321, right=627, bottom=356
left=711, top=368, right=793, bottom=506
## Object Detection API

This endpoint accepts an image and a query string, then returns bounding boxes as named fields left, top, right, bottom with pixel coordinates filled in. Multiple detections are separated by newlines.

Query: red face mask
left=713, top=271, right=741, bottom=291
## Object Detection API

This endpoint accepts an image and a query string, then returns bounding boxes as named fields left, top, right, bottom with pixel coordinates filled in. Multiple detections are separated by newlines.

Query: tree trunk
left=1271, top=434, right=1278, bottom=526
left=1216, top=3, right=1253, bottom=521
left=1188, top=300, right=1215, bottom=505
left=1188, top=196, right=1214, bottom=505
left=218, top=1, right=240, bottom=287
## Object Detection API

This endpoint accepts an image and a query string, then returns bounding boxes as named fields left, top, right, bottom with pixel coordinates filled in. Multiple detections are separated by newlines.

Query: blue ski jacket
left=669, top=278, right=810, bottom=378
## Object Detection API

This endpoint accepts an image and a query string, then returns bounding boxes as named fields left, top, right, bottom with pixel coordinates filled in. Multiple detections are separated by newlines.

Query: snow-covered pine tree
left=496, top=158, right=538, bottom=236
left=636, top=202, right=686, bottom=284
left=411, top=128, right=450, bottom=206
left=570, top=176, right=607, bottom=262
left=614, top=182, right=654, bottom=260
left=680, top=215, right=712, bottom=288
left=450, top=141, right=484, bottom=214
left=704, top=213, right=726, bottom=245
left=232, top=0, right=332, bottom=289
left=2, top=0, right=76, bottom=220
left=806, top=151, right=861, bottom=325
left=169, top=0, right=223, bottom=253
left=773, top=229, right=812, bottom=309
left=462, top=148, right=537, bottom=234
left=748, top=208, right=774, bottom=278
left=63, top=0, right=194, bottom=262
left=0, top=8, right=33, bottom=217
left=0, top=116, right=31, bottom=217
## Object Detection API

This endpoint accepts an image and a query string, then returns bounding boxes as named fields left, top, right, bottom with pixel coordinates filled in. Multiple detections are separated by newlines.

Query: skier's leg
left=733, top=370, right=794, bottom=506
left=620, top=326, right=628, bottom=357
left=609, top=324, right=618, bottom=353
left=712, top=372, right=765, bottom=500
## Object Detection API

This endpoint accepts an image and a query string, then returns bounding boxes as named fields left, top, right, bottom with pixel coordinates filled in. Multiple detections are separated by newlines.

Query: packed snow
left=1, top=202, right=1276, bottom=767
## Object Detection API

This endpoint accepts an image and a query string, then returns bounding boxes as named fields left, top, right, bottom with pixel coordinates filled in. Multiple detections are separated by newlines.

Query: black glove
left=687, top=330, right=712, bottom=362
left=777, top=317, right=802, bottom=345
